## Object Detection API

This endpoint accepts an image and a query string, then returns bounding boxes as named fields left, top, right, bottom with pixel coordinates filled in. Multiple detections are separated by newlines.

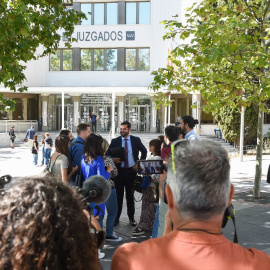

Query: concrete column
left=8, top=110, right=13, bottom=120
left=192, top=94, right=201, bottom=135
left=117, top=95, right=126, bottom=133
left=150, top=96, right=157, bottom=132
left=23, top=98, right=27, bottom=120
left=72, top=95, right=81, bottom=131
left=41, top=95, right=49, bottom=130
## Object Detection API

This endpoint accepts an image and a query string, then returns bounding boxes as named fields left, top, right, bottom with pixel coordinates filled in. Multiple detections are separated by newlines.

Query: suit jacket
left=106, top=135, right=147, bottom=169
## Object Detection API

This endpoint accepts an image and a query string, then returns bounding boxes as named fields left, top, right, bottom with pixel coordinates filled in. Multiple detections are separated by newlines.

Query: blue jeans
left=152, top=205, right=159, bottom=238
left=41, top=146, right=45, bottom=165
left=44, top=148, right=52, bottom=165
left=33, top=154, right=38, bottom=165
left=105, top=188, right=118, bottom=236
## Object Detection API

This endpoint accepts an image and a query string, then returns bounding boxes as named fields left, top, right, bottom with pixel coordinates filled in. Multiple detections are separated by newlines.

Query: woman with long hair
left=32, top=134, right=39, bottom=165
left=81, top=134, right=113, bottom=259
left=50, top=135, right=78, bottom=183
left=0, top=177, right=100, bottom=270
left=132, top=139, right=162, bottom=236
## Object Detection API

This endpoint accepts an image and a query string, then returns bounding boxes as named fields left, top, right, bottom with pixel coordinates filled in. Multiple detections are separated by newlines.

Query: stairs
left=200, top=135, right=238, bottom=156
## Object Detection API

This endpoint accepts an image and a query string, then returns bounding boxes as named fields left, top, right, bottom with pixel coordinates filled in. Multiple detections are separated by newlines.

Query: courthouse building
left=2, top=0, right=267, bottom=135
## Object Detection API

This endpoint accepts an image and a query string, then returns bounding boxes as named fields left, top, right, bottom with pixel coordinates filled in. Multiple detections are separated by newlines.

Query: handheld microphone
left=82, top=175, right=111, bottom=204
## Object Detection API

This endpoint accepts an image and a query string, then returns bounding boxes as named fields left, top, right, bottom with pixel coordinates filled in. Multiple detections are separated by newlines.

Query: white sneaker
left=106, top=233, right=123, bottom=242
left=98, top=249, right=105, bottom=259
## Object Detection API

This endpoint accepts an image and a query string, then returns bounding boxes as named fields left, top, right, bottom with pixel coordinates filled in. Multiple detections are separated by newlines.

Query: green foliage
left=213, top=104, right=258, bottom=145
left=0, top=0, right=86, bottom=109
left=150, top=0, right=270, bottom=113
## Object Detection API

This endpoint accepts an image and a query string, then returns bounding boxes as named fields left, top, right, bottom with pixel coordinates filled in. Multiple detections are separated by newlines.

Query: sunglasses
left=170, top=139, right=189, bottom=174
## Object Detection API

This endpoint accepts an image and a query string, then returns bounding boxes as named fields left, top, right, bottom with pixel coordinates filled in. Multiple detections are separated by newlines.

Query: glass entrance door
left=55, top=105, right=73, bottom=131
left=127, top=105, right=150, bottom=132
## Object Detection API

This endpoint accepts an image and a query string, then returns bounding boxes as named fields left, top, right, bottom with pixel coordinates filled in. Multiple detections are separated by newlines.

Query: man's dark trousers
left=115, top=167, right=137, bottom=221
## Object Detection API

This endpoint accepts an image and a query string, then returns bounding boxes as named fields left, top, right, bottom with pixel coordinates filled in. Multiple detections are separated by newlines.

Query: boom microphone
left=82, top=175, right=111, bottom=204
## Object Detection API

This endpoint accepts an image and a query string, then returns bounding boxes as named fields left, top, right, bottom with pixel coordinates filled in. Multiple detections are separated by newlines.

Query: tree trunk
left=254, top=108, right=264, bottom=198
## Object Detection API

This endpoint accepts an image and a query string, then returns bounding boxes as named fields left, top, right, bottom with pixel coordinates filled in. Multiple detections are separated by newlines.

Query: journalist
left=111, top=140, right=270, bottom=270
left=0, top=177, right=100, bottom=270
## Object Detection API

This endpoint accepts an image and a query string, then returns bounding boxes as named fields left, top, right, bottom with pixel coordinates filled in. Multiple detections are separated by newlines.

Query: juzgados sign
left=63, top=31, right=135, bottom=42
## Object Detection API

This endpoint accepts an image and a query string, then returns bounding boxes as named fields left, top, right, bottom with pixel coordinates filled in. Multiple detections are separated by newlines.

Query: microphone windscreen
left=82, top=175, right=111, bottom=204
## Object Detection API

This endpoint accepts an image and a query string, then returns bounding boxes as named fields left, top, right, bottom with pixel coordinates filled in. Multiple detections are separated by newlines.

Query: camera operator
left=0, top=177, right=101, bottom=270
left=112, top=140, right=270, bottom=270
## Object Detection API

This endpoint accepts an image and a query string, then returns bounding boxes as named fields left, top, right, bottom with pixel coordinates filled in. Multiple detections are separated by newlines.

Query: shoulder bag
left=39, top=154, right=62, bottom=178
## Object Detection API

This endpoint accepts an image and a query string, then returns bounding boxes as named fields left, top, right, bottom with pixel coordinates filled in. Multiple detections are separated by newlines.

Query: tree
left=213, top=103, right=258, bottom=145
left=150, top=0, right=270, bottom=197
left=0, top=0, right=86, bottom=110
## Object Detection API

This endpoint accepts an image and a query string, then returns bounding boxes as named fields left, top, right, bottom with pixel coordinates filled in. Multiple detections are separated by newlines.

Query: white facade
left=1, top=0, right=207, bottom=134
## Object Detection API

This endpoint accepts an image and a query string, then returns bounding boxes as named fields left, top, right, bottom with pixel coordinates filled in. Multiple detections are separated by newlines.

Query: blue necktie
left=124, top=139, right=129, bottom=168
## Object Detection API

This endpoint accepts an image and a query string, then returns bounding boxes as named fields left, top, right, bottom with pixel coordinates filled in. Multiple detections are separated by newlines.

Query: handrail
left=0, top=120, right=38, bottom=134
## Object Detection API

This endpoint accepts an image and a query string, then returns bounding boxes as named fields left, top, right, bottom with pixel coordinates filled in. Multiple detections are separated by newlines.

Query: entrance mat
left=233, top=190, right=270, bottom=205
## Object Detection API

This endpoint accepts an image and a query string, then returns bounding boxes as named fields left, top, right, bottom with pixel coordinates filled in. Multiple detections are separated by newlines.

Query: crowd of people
left=1, top=115, right=270, bottom=269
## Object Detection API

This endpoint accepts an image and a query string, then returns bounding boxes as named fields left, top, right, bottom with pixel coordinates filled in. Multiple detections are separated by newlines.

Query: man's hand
left=132, top=164, right=137, bottom=170
left=163, top=210, right=173, bottom=236
left=113, top=158, right=121, bottom=164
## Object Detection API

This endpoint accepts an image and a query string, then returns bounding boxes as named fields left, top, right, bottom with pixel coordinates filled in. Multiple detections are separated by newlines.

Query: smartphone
left=137, top=159, right=164, bottom=175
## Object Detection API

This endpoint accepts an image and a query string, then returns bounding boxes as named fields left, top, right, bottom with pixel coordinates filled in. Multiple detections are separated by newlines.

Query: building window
left=106, top=49, right=117, bottom=71
left=49, top=49, right=73, bottom=71
left=126, top=2, right=150, bottom=24
left=80, top=2, right=118, bottom=25
left=107, top=3, right=118, bottom=25
left=81, top=3, right=92, bottom=25
left=94, top=3, right=105, bottom=25
left=138, top=48, right=150, bottom=70
left=125, top=48, right=150, bottom=71
left=139, top=2, right=150, bottom=24
left=81, top=49, right=118, bottom=71
left=63, top=49, right=72, bottom=71
left=126, top=3, right=137, bottom=24
left=94, top=49, right=105, bottom=71
left=50, top=50, right=61, bottom=71
left=81, top=49, right=91, bottom=71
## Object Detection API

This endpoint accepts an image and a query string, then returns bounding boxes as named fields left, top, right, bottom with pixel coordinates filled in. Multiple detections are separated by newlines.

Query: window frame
left=125, top=48, right=150, bottom=71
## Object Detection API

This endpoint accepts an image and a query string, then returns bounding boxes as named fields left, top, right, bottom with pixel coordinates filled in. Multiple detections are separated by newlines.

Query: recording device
left=137, top=159, right=164, bottom=175
left=82, top=175, right=111, bottom=205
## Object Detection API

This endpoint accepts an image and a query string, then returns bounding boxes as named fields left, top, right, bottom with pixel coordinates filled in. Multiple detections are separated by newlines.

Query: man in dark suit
left=107, top=121, right=147, bottom=227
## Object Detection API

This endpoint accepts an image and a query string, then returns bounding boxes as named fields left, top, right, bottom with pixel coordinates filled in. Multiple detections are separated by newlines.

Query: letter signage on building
left=62, top=31, right=135, bottom=42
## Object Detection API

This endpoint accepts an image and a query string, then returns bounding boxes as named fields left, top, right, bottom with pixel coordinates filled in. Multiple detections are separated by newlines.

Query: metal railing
left=0, top=120, right=38, bottom=134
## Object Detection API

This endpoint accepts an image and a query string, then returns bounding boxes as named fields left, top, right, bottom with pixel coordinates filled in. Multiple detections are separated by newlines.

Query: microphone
left=82, top=175, right=111, bottom=204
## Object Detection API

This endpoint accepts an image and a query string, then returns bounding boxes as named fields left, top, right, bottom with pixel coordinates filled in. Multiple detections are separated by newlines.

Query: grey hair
left=167, top=139, right=231, bottom=220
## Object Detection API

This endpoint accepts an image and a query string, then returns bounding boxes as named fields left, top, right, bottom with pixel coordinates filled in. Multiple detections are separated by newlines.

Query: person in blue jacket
left=81, top=133, right=113, bottom=229
left=69, top=123, right=91, bottom=186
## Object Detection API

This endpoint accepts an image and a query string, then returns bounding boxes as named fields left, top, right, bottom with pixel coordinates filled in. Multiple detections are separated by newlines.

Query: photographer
left=0, top=177, right=100, bottom=270
left=112, top=140, right=270, bottom=270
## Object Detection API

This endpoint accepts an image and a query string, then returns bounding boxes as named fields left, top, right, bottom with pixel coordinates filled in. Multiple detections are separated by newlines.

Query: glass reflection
left=50, top=50, right=60, bottom=71
left=125, top=49, right=136, bottom=70
left=94, top=49, right=104, bottom=70
left=107, top=3, right=118, bottom=25
left=139, top=2, right=150, bottom=24
left=81, top=4, right=91, bottom=25
left=138, top=49, right=150, bottom=71
left=63, top=49, right=72, bottom=71
left=81, top=49, right=91, bottom=71
left=126, top=3, right=136, bottom=24
left=106, top=49, right=117, bottom=71
left=94, top=3, right=104, bottom=25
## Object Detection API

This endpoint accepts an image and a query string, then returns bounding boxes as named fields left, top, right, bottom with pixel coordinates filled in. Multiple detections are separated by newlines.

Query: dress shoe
left=114, top=219, right=119, bottom=226
left=129, top=219, right=137, bottom=227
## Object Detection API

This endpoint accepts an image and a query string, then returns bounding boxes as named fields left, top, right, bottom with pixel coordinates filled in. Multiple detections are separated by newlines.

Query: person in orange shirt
left=111, top=140, right=270, bottom=270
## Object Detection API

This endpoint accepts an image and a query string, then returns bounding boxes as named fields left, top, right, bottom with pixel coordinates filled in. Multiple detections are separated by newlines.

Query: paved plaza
left=1, top=132, right=270, bottom=269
